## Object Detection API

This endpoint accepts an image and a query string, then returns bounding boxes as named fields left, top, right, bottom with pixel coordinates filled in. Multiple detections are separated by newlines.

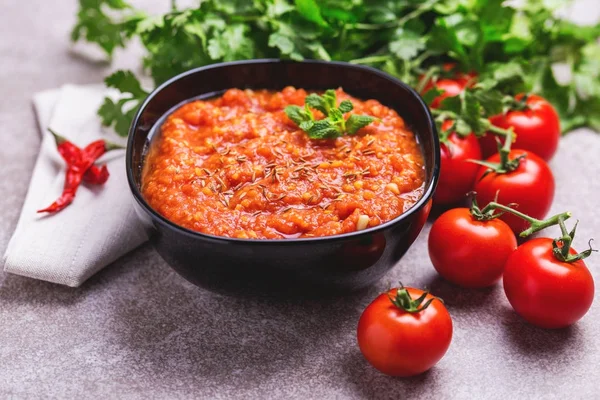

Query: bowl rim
left=126, top=58, right=440, bottom=244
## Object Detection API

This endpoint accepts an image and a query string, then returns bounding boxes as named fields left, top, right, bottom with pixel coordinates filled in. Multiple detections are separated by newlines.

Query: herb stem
left=231, top=15, right=263, bottom=22
left=416, top=65, right=439, bottom=93
left=397, top=2, right=436, bottom=26
left=354, top=22, right=399, bottom=30
left=349, top=55, right=390, bottom=65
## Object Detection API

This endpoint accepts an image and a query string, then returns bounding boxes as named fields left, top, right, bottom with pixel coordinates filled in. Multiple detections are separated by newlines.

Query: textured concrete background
left=1, top=1, right=599, bottom=399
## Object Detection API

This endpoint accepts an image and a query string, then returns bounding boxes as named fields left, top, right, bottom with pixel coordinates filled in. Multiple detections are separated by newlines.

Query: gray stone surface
left=1, top=1, right=599, bottom=399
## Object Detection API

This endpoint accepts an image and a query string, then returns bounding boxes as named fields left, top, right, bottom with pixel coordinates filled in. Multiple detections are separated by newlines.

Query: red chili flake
left=37, top=129, right=123, bottom=214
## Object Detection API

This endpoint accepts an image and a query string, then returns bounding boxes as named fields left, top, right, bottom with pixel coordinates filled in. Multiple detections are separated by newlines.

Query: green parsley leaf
left=71, top=0, right=135, bottom=56
left=207, top=24, right=255, bottom=61
left=322, top=90, right=337, bottom=112
left=284, top=104, right=313, bottom=126
left=305, top=120, right=340, bottom=139
left=338, top=100, right=354, bottom=113
left=422, top=87, right=444, bottom=106
left=98, top=97, right=136, bottom=138
left=268, top=33, right=295, bottom=55
left=98, top=70, right=149, bottom=136
left=305, top=93, right=328, bottom=114
left=461, top=91, right=485, bottom=135
left=346, top=114, right=376, bottom=135
left=72, top=0, right=600, bottom=137
left=285, top=90, right=376, bottom=139
left=294, top=0, right=329, bottom=28
left=105, top=70, right=147, bottom=98
left=389, top=28, right=425, bottom=60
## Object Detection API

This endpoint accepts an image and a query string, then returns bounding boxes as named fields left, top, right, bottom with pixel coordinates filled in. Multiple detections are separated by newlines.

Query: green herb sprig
left=72, top=0, right=600, bottom=137
left=284, top=90, right=376, bottom=139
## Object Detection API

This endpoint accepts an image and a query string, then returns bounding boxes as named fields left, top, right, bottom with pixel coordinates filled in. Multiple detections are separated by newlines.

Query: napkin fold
left=3, top=85, right=148, bottom=287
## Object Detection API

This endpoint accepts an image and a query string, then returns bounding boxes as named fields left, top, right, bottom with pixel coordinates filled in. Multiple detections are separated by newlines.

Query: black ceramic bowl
left=127, top=59, right=439, bottom=293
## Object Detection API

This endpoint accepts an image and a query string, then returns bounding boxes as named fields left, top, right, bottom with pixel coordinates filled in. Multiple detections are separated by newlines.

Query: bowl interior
left=127, top=59, right=439, bottom=239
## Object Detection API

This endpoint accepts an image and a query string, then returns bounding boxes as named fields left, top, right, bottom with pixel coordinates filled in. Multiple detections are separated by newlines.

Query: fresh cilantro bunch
left=425, top=64, right=528, bottom=140
left=285, top=90, right=376, bottom=138
left=71, top=0, right=600, bottom=136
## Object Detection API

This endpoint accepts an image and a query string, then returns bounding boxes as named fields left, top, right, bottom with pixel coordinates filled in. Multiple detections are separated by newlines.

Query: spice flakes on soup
left=142, top=87, right=425, bottom=239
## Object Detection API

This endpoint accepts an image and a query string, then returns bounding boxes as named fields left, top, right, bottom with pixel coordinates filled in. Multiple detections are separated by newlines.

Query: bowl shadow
left=107, top=273, right=374, bottom=388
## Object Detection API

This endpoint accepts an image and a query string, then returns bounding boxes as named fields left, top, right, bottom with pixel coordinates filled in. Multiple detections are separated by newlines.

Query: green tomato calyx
left=387, top=283, right=440, bottom=314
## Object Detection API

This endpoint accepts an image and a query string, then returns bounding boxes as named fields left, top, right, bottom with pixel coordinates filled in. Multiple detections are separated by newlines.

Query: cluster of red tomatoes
left=356, top=70, right=595, bottom=378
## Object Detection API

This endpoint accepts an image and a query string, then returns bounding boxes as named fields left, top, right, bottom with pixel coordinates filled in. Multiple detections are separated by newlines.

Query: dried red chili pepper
left=37, top=129, right=123, bottom=214
left=83, top=164, right=110, bottom=184
left=48, top=129, right=107, bottom=182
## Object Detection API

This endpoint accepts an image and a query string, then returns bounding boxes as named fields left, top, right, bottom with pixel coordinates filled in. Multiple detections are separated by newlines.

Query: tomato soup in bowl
left=126, top=60, right=439, bottom=293
left=142, top=87, right=425, bottom=240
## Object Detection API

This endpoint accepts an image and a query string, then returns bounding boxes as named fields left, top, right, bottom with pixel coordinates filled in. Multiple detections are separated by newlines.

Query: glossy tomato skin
left=474, top=150, right=554, bottom=234
left=357, top=288, right=453, bottom=377
left=503, top=238, right=595, bottom=329
left=480, top=94, right=561, bottom=161
left=434, top=123, right=482, bottom=206
left=428, top=208, right=517, bottom=288
left=428, top=79, right=468, bottom=108
left=424, top=64, right=476, bottom=108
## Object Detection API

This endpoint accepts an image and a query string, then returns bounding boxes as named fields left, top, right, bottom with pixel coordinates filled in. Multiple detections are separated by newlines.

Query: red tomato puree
left=142, top=87, right=425, bottom=239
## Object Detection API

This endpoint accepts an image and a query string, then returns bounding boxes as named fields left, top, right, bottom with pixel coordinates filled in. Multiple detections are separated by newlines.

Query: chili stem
left=104, top=141, right=126, bottom=151
left=48, top=128, right=68, bottom=145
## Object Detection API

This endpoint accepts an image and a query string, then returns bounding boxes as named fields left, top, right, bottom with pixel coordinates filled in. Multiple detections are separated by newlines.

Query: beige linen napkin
left=3, top=85, right=148, bottom=287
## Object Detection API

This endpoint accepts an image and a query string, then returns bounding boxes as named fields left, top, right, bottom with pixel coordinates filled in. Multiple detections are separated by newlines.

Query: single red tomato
left=434, top=121, right=482, bottom=206
left=479, top=94, right=561, bottom=161
left=427, top=79, right=468, bottom=108
left=428, top=208, right=517, bottom=288
left=357, top=286, right=453, bottom=377
left=474, top=150, right=554, bottom=234
left=503, top=238, right=595, bottom=329
left=422, top=64, right=476, bottom=108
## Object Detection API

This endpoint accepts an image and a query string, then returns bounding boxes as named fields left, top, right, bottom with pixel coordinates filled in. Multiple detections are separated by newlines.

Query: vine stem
left=416, top=65, right=440, bottom=94
left=430, top=109, right=514, bottom=139
left=480, top=201, right=571, bottom=237
left=349, top=55, right=390, bottom=65
left=430, top=108, right=457, bottom=119
left=414, top=50, right=434, bottom=66
left=487, top=124, right=512, bottom=137
left=556, top=217, right=572, bottom=260
left=354, top=2, right=433, bottom=31
left=471, top=195, right=595, bottom=263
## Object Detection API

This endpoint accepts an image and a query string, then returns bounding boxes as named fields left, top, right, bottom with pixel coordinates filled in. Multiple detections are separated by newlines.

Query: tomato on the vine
left=428, top=207, right=517, bottom=288
left=480, top=94, right=561, bottom=161
left=427, top=79, right=469, bottom=108
left=503, top=238, right=595, bottom=329
left=474, top=149, right=554, bottom=234
left=434, top=121, right=482, bottom=206
left=423, top=64, right=476, bottom=108
left=357, top=286, right=453, bottom=377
